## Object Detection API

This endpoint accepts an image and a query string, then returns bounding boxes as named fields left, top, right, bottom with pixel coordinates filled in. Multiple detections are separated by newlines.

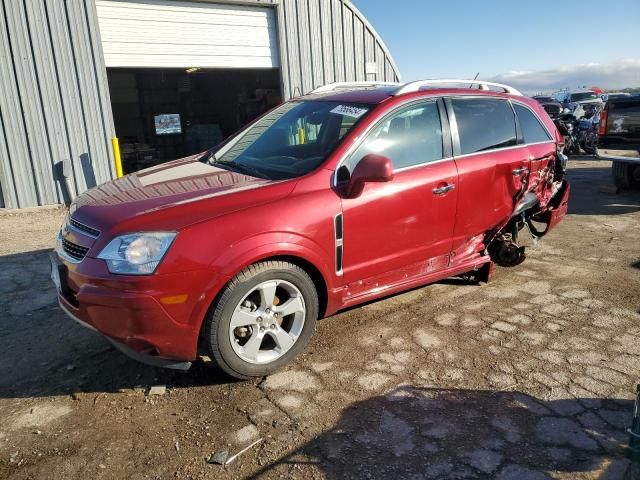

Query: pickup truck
left=597, top=96, right=640, bottom=190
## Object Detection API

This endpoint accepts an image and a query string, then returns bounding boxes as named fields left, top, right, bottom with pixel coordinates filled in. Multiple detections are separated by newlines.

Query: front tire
left=204, top=261, right=318, bottom=379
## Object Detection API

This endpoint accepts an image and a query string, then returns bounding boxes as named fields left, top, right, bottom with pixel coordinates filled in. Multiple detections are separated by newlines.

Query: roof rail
left=394, top=79, right=523, bottom=96
left=310, top=81, right=402, bottom=94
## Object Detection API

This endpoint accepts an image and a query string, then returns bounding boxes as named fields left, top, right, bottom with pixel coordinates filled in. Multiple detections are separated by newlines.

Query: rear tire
left=612, top=161, right=640, bottom=190
left=582, top=133, right=597, bottom=155
left=204, top=260, right=318, bottom=379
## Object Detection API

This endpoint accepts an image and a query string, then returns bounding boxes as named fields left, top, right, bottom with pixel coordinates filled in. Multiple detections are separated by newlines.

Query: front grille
left=70, top=217, right=100, bottom=237
left=62, top=237, right=89, bottom=261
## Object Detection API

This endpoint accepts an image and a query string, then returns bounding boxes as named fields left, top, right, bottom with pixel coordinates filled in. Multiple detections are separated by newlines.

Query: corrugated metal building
left=0, top=0, right=400, bottom=209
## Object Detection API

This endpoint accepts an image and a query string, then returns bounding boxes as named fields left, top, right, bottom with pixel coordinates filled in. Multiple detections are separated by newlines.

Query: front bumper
left=58, top=299, right=192, bottom=370
left=53, top=252, right=226, bottom=366
left=596, top=148, right=640, bottom=164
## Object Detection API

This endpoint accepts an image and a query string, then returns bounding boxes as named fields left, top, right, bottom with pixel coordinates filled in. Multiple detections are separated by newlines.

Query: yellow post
left=111, top=136, right=124, bottom=178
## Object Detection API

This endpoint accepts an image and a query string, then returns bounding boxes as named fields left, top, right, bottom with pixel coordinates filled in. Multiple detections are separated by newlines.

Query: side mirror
left=345, top=154, right=394, bottom=198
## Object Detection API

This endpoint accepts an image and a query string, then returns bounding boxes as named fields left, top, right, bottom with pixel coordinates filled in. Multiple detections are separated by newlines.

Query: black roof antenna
left=470, top=72, right=479, bottom=89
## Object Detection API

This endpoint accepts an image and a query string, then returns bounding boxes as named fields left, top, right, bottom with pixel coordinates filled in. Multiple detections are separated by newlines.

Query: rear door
left=511, top=102, right=556, bottom=199
left=446, top=96, right=529, bottom=252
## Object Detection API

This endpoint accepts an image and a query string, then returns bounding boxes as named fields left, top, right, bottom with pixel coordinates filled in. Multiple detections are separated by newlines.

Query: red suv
left=51, top=80, right=570, bottom=379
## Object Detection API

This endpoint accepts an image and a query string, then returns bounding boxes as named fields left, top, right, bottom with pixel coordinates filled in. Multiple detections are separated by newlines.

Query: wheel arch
left=222, top=251, right=329, bottom=318
left=196, top=251, right=331, bottom=357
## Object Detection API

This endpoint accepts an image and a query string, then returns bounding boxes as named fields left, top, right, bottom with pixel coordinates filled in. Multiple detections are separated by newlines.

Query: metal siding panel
left=375, top=42, right=385, bottom=81
left=330, top=0, right=344, bottom=82
left=0, top=2, right=21, bottom=208
left=295, top=0, right=313, bottom=94
left=284, top=0, right=301, bottom=97
left=364, top=30, right=374, bottom=80
left=341, top=5, right=354, bottom=81
left=307, top=0, right=323, bottom=89
left=0, top=99, right=17, bottom=207
left=352, top=15, right=364, bottom=81
left=319, top=0, right=334, bottom=84
left=46, top=0, right=89, bottom=195
left=6, top=0, right=57, bottom=205
left=282, top=0, right=301, bottom=97
left=25, top=0, right=72, bottom=203
left=386, top=58, right=393, bottom=82
left=0, top=116, right=14, bottom=207
left=68, top=0, right=112, bottom=188
left=96, top=0, right=279, bottom=69
left=275, top=2, right=290, bottom=99
left=0, top=2, right=38, bottom=208
left=66, top=0, right=103, bottom=193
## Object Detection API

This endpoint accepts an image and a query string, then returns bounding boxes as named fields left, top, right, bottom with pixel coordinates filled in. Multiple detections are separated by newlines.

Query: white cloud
left=488, top=59, right=640, bottom=94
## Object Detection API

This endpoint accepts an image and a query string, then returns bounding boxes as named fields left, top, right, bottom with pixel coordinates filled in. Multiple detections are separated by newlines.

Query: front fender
left=211, top=231, right=337, bottom=292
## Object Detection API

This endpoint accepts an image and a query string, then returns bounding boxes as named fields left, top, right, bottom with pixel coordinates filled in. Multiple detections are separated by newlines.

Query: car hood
left=70, top=154, right=294, bottom=233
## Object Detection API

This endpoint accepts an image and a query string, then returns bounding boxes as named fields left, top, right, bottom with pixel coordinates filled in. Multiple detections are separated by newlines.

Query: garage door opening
left=107, top=67, right=281, bottom=173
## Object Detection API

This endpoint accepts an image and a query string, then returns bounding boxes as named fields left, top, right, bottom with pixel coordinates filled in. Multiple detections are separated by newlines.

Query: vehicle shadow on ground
left=566, top=159, right=640, bottom=216
left=0, top=249, right=237, bottom=399
left=254, top=386, right=635, bottom=479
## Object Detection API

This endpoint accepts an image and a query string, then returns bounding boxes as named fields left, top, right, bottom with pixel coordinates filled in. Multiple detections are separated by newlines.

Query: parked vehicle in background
left=597, top=96, right=640, bottom=190
left=555, top=113, right=580, bottom=155
left=577, top=104, right=603, bottom=155
left=50, top=80, right=570, bottom=379
left=554, top=89, right=604, bottom=116
left=532, top=95, right=564, bottom=119
left=601, top=92, right=631, bottom=103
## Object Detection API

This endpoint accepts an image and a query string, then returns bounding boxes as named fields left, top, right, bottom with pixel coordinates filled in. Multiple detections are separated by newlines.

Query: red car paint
left=53, top=87, right=569, bottom=365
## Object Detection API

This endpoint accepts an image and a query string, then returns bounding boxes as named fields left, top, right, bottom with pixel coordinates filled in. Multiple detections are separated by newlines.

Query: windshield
left=534, top=97, right=554, bottom=103
left=210, top=101, right=372, bottom=180
left=569, top=92, right=598, bottom=102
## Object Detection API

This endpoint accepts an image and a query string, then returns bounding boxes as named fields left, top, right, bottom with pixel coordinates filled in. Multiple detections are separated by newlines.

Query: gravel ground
left=0, top=157, right=639, bottom=480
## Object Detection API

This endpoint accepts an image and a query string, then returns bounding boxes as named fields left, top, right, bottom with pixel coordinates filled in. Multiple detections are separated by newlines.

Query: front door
left=338, top=100, right=458, bottom=297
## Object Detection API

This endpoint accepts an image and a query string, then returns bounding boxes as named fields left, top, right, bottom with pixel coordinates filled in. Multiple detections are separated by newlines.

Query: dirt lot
left=1, top=157, right=639, bottom=480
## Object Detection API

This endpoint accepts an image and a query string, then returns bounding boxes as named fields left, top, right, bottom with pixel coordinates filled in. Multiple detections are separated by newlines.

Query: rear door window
left=513, top=104, right=552, bottom=144
left=451, top=98, right=517, bottom=155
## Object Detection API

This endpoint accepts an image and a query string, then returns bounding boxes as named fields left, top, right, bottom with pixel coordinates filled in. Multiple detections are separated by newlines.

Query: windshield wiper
left=200, top=151, right=214, bottom=164
left=214, top=160, right=270, bottom=180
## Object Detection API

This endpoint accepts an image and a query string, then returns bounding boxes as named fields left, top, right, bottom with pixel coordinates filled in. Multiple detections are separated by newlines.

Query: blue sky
left=352, top=0, right=640, bottom=91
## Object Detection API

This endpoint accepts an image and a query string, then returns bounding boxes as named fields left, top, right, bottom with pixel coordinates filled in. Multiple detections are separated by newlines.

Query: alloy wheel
left=228, top=279, right=306, bottom=364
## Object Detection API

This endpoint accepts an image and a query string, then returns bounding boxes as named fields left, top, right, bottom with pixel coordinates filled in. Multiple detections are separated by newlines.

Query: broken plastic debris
left=207, top=450, right=228, bottom=465
left=146, top=385, right=166, bottom=396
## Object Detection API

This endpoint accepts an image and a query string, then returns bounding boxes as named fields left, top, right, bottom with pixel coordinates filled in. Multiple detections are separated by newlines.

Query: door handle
left=512, top=167, right=529, bottom=176
left=432, top=183, right=455, bottom=195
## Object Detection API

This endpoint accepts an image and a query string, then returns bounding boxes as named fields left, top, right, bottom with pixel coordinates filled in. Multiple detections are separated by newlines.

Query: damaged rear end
left=488, top=147, right=570, bottom=268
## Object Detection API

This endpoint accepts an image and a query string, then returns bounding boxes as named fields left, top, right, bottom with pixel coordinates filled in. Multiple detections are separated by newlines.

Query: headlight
left=97, top=232, right=176, bottom=275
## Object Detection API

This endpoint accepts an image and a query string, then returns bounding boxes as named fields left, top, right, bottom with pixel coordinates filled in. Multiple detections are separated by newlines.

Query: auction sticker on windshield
left=330, top=105, right=369, bottom=119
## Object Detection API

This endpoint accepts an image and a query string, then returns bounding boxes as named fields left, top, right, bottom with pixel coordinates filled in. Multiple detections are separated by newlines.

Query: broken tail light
left=598, top=109, right=608, bottom=136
